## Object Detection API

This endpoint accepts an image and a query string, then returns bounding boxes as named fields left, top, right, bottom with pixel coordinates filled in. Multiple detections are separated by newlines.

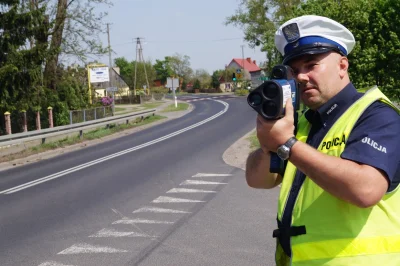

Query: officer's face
left=289, top=52, right=349, bottom=110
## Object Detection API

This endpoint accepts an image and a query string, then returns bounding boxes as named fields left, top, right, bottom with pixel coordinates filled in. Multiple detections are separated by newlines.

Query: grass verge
left=248, top=132, right=260, bottom=152
left=142, top=102, right=165, bottom=109
left=114, top=107, right=126, bottom=112
left=0, top=115, right=166, bottom=163
left=161, top=103, right=189, bottom=112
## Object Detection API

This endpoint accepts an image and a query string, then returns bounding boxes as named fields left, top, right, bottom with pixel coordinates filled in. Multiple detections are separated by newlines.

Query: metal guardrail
left=0, top=109, right=156, bottom=156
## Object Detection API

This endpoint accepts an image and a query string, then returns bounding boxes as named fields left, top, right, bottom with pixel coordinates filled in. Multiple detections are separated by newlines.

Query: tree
left=193, top=79, right=201, bottom=90
left=192, top=69, right=211, bottom=88
left=0, top=0, right=50, bottom=133
left=114, top=57, right=156, bottom=92
left=225, top=0, right=302, bottom=71
left=0, top=1, right=47, bottom=111
left=41, top=0, right=112, bottom=89
left=167, top=53, right=193, bottom=81
left=227, top=0, right=399, bottom=101
left=154, top=58, right=174, bottom=84
left=211, top=71, right=221, bottom=89
left=293, top=0, right=399, bottom=100
left=181, top=80, right=187, bottom=91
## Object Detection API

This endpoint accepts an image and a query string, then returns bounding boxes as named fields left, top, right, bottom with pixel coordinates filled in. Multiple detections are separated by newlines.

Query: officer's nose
left=296, top=72, right=309, bottom=84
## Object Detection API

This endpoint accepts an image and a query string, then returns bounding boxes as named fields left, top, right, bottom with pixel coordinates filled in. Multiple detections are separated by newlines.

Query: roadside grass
left=0, top=115, right=166, bottom=163
left=142, top=102, right=165, bottom=109
left=114, top=107, right=126, bottom=112
left=161, top=103, right=189, bottom=112
left=248, top=132, right=260, bottom=152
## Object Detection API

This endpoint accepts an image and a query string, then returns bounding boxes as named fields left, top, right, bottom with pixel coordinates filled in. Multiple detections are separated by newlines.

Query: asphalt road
left=0, top=96, right=280, bottom=266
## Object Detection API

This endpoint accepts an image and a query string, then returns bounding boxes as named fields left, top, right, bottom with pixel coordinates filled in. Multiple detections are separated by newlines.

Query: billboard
left=89, top=67, right=110, bottom=83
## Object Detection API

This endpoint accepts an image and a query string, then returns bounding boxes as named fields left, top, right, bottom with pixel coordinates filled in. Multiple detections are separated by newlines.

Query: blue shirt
left=304, top=83, right=400, bottom=192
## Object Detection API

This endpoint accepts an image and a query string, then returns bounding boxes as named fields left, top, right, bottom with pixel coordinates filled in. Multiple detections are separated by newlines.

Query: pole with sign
left=166, top=77, right=179, bottom=108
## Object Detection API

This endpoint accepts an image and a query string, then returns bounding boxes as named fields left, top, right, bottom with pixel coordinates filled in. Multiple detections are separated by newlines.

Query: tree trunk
left=43, top=0, right=68, bottom=90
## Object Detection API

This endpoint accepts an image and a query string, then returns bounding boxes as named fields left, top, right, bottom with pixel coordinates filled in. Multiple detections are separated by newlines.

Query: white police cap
left=275, top=15, right=356, bottom=64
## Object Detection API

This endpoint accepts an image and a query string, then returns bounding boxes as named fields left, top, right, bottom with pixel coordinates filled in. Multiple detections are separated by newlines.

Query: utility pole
left=241, top=44, right=245, bottom=74
left=107, top=23, right=113, bottom=90
left=106, top=23, right=115, bottom=115
left=134, top=37, right=150, bottom=96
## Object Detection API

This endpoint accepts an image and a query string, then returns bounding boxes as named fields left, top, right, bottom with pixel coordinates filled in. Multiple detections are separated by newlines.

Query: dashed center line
left=0, top=102, right=229, bottom=195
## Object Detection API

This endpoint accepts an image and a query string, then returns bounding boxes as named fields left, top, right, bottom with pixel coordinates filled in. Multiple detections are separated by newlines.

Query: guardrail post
left=4, top=112, right=11, bottom=135
left=22, top=110, right=27, bottom=132
left=94, top=107, right=97, bottom=120
left=79, top=130, right=83, bottom=139
left=36, top=111, right=41, bottom=130
left=70, top=111, right=73, bottom=125
left=103, top=107, right=105, bottom=118
left=83, top=109, right=86, bottom=122
left=48, top=107, right=53, bottom=128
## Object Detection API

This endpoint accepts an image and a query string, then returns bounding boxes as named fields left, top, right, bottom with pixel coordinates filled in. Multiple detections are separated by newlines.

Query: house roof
left=229, top=58, right=261, bottom=72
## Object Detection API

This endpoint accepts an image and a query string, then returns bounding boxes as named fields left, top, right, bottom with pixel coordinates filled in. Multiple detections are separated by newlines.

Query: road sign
left=236, top=69, right=241, bottom=74
left=258, top=76, right=269, bottom=81
left=166, top=78, right=179, bottom=88
left=236, top=73, right=242, bottom=79
left=106, top=87, right=118, bottom=92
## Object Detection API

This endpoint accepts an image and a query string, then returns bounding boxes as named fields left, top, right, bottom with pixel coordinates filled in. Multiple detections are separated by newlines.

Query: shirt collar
left=305, top=83, right=360, bottom=127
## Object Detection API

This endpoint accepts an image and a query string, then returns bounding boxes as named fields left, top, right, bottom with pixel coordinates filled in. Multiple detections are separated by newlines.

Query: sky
left=96, top=0, right=267, bottom=74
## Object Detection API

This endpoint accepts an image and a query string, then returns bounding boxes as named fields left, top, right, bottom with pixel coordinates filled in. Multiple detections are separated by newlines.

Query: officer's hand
left=256, top=98, right=295, bottom=153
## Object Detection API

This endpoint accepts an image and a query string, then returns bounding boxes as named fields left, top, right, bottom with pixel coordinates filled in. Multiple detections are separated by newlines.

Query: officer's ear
left=338, top=56, right=349, bottom=78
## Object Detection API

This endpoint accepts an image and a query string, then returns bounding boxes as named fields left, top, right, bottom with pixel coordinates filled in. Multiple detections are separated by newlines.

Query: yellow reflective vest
left=276, top=87, right=400, bottom=266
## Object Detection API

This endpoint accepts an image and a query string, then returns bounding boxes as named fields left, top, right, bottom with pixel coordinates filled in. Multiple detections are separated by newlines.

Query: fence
left=69, top=106, right=113, bottom=125
left=114, top=93, right=165, bottom=104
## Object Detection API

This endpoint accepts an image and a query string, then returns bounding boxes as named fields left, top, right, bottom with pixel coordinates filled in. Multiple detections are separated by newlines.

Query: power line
left=112, top=37, right=244, bottom=47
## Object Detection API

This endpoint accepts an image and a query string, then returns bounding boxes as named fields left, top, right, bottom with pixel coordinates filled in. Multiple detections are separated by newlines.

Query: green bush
left=53, top=101, right=70, bottom=126
left=150, top=86, right=169, bottom=94
left=234, top=89, right=249, bottom=96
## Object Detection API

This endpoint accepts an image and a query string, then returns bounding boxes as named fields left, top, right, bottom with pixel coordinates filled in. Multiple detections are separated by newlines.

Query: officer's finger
left=285, top=98, right=294, bottom=119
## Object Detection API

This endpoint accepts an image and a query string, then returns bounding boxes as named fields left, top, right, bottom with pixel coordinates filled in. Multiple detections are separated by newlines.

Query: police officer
left=245, top=15, right=400, bottom=266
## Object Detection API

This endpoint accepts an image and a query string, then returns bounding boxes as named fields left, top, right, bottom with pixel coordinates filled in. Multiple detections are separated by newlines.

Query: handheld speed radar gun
left=247, top=65, right=300, bottom=173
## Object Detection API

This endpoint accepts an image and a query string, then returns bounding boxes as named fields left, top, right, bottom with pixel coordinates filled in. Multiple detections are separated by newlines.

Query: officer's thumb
left=285, top=98, right=294, bottom=119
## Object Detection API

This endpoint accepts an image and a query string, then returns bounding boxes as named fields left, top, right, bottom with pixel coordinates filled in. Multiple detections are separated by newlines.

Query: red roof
left=229, top=58, right=261, bottom=72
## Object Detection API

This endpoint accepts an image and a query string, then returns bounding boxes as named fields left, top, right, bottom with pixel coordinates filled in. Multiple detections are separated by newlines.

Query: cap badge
left=282, top=23, right=300, bottom=43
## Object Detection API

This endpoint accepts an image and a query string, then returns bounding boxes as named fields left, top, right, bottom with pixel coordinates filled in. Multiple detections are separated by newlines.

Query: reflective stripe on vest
left=276, top=86, right=400, bottom=266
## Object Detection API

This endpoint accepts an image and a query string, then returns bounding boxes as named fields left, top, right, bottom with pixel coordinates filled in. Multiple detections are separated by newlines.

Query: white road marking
left=38, top=262, right=75, bottom=266
left=58, top=243, right=128, bottom=254
left=192, top=173, right=233, bottom=178
left=152, top=196, right=205, bottom=203
left=133, top=207, right=190, bottom=214
left=166, top=188, right=216, bottom=193
left=180, top=180, right=227, bottom=185
left=89, top=228, right=150, bottom=238
left=112, top=219, right=173, bottom=225
left=0, top=101, right=229, bottom=195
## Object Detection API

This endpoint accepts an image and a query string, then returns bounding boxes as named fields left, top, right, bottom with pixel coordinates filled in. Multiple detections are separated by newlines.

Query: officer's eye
left=306, top=63, right=318, bottom=70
